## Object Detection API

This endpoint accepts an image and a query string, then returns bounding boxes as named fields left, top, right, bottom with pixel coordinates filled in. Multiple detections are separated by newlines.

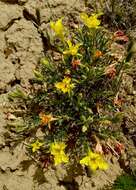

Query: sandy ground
left=0, top=0, right=136, bottom=190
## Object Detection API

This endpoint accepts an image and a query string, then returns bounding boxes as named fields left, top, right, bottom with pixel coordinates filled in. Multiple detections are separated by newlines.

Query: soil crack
left=0, top=17, right=21, bottom=31
left=23, top=8, right=60, bottom=54
left=58, top=179, right=79, bottom=190
left=0, top=0, right=18, bottom=4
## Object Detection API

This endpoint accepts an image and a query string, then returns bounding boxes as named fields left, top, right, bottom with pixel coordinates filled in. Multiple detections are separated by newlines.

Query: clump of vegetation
left=112, top=174, right=136, bottom=190
left=7, top=12, right=132, bottom=172
left=99, top=174, right=136, bottom=190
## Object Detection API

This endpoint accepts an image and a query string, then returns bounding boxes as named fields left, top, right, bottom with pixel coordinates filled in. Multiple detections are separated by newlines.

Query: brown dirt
left=0, top=0, right=136, bottom=190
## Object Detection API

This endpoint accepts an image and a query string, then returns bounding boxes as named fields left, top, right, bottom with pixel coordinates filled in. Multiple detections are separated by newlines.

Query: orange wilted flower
left=114, top=94, right=123, bottom=107
left=104, top=64, right=116, bottom=79
left=114, top=30, right=124, bottom=37
left=113, top=30, right=129, bottom=43
left=72, top=59, right=81, bottom=69
left=114, top=142, right=124, bottom=155
left=95, top=50, right=103, bottom=58
left=39, top=112, right=57, bottom=128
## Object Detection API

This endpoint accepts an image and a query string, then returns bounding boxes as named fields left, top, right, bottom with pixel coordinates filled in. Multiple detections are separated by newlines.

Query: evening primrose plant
left=8, top=12, right=131, bottom=173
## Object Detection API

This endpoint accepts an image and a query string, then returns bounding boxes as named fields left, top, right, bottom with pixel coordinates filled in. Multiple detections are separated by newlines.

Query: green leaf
left=8, top=88, right=27, bottom=100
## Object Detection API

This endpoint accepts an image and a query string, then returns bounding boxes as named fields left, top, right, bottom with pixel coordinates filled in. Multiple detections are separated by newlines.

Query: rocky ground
left=0, top=0, right=136, bottom=190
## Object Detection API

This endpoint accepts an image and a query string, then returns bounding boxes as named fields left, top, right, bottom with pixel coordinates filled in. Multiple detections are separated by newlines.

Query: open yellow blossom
left=55, top=77, right=75, bottom=94
left=50, top=142, right=69, bottom=165
left=50, top=18, right=65, bottom=39
left=31, top=140, right=43, bottom=153
left=80, top=150, right=108, bottom=171
left=50, top=142, right=66, bottom=155
left=63, top=40, right=81, bottom=56
left=80, top=13, right=102, bottom=28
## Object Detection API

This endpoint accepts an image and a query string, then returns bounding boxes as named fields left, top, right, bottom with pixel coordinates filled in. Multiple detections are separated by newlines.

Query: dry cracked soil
left=0, top=0, right=136, bottom=190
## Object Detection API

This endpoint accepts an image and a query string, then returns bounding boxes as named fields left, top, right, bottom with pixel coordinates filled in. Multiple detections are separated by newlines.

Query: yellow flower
left=55, top=77, right=75, bottom=94
left=80, top=150, right=108, bottom=171
left=50, top=142, right=69, bottom=165
left=104, top=63, right=116, bottom=79
left=31, top=140, right=43, bottom=153
left=63, top=40, right=81, bottom=56
left=50, top=18, right=65, bottom=39
left=50, top=142, right=66, bottom=155
left=80, top=13, right=102, bottom=28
